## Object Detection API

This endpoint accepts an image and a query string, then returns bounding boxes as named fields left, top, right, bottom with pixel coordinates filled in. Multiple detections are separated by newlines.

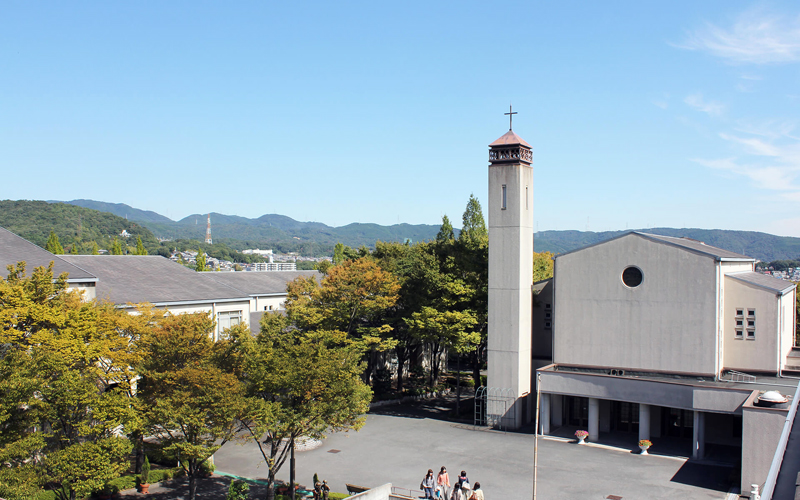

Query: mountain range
left=21, top=199, right=800, bottom=262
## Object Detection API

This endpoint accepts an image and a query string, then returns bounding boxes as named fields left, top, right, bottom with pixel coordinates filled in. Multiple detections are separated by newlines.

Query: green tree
left=91, top=241, right=100, bottom=255
left=134, top=236, right=148, bottom=256
left=533, top=251, right=555, bottom=282
left=236, top=316, right=371, bottom=500
left=459, top=194, right=487, bottom=248
left=315, top=259, right=333, bottom=274
left=110, top=238, right=124, bottom=255
left=139, top=313, right=248, bottom=500
left=436, top=214, right=455, bottom=243
left=195, top=250, right=208, bottom=272
left=45, top=230, right=63, bottom=254
left=0, top=262, right=137, bottom=500
left=69, top=243, right=79, bottom=255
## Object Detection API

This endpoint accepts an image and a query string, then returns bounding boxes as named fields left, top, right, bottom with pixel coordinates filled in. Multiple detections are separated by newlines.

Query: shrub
left=141, top=456, right=151, bottom=485
left=329, top=493, right=349, bottom=500
left=199, top=460, right=216, bottom=476
left=226, top=479, right=250, bottom=500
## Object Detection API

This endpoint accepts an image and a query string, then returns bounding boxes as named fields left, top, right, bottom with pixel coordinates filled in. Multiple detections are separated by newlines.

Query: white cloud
left=675, top=10, right=800, bottom=64
left=684, top=93, right=725, bottom=116
left=694, top=122, right=800, bottom=197
left=652, top=100, right=668, bottom=109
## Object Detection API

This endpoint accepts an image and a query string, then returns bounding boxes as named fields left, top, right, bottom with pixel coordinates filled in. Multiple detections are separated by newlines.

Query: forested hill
left=56, top=200, right=444, bottom=255
left=534, top=228, right=800, bottom=262
left=0, top=200, right=159, bottom=251
left=44, top=199, right=800, bottom=261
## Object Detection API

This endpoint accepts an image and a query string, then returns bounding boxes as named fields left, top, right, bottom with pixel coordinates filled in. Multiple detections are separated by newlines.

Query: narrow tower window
left=501, top=185, right=507, bottom=210
left=526, top=186, right=529, bottom=210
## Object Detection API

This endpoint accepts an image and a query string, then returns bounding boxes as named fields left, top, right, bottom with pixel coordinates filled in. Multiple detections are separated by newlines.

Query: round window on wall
left=622, top=266, right=643, bottom=288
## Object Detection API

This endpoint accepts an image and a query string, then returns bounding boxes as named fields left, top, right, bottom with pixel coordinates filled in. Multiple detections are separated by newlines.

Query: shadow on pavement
left=669, top=462, right=735, bottom=492
left=370, top=394, right=474, bottom=424
left=119, top=476, right=272, bottom=499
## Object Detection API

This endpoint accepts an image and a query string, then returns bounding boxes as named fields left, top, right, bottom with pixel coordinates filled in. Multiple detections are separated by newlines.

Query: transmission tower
left=205, top=214, right=212, bottom=244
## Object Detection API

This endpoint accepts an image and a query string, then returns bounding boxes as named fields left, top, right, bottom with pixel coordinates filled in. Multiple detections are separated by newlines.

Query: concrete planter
left=639, top=445, right=649, bottom=455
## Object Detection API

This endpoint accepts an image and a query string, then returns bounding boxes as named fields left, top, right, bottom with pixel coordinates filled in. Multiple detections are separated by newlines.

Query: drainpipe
left=779, top=295, right=783, bottom=376
left=715, top=260, right=721, bottom=381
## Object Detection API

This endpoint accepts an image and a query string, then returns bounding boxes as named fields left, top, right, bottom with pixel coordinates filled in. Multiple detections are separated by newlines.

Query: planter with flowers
left=575, top=430, right=589, bottom=444
left=638, top=439, right=652, bottom=455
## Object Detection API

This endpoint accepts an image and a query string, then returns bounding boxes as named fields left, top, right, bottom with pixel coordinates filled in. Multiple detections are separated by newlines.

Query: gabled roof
left=0, top=226, right=97, bottom=283
left=489, top=130, right=531, bottom=148
left=726, top=272, right=796, bottom=295
left=636, top=233, right=754, bottom=261
left=206, top=270, right=321, bottom=296
left=60, top=255, right=247, bottom=306
left=555, top=231, right=756, bottom=262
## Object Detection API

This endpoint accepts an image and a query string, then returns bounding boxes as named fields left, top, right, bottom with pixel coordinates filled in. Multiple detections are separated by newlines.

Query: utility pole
left=533, top=373, right=541, bottom=500
left=290, top=436, right=296, bottom=500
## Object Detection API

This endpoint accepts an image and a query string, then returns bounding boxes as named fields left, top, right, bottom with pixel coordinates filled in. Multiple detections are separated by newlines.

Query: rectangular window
left=218, top=310, right=242, bottom=333
left=545, top=303, right=551, bottom=310
left=748, top=320, right=755, bottom=327
left=747, top=329, right=755, bottom=340
left=501, top=185, right=507, bottom=210
left=748, top=309, right=756, bottom=318
left=736, top=309, right=744, bottom=317
left=545, top=312, right=552, bottom=319
left=735, top=329, right=743, bottom=339
left=544, top=321, right=551, bottom=329
left=526, top=186, right=529, bottom=210
left=736, top=320, right=743, bottom=326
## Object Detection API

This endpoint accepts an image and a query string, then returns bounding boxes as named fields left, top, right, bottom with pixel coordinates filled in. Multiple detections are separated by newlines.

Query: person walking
left=458, top=471, right=471, bottom=499
left=450, top=481, right=464, bottom=500
left=468, top=482, right=484, bottom=500
left=421, top=469, right=436, bottom=499
left=437, top=466, right=451, bottom=499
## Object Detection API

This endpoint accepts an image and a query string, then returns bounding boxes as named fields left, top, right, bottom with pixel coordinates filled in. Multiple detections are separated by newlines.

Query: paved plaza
left=212, top=397, right=736, bottom=500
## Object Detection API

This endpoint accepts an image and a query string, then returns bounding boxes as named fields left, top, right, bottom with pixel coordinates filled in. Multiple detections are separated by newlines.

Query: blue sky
left=2, top=2, right=800, bottom=236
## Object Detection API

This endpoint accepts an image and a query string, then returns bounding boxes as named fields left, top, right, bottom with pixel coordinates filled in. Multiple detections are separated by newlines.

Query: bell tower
left=487, top=108, right=534, bottom=429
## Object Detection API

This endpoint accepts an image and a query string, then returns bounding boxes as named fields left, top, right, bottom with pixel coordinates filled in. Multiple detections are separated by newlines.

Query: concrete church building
left=484, top=124, right=800, bottom=496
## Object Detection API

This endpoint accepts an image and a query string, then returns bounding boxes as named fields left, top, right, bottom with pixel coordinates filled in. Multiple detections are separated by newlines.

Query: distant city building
left=242, top=249, right=273, bottom=256
left=119, top=229, right=130, bottom=238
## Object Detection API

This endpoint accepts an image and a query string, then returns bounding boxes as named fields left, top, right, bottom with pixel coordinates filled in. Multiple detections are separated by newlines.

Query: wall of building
left=344, top=483, right=392, bottom=500
left=722, top=278, right=780, bottom=373
left=742, top=395, right=788, bottom=496
left=253, top=295, right=286, bottom=312
left=553, top=234, right=718, bottom=375
left=538, top=370, right=750, bottom=413
left=487, top=160, right=533, bottom=425
left=153, top=300, right=251, bottom=340
left=67, top=282, right=96, bottom=301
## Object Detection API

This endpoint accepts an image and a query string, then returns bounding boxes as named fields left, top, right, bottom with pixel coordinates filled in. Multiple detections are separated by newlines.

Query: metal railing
left=721, top=370, right=757, bottom=383
left=390, top=486, right=423, bottom=498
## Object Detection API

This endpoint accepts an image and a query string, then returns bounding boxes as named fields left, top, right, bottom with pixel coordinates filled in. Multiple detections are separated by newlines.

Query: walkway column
left=552, top=394, right=563, bottom=428
left=539, top=393, right=550, bottom=435
left=588, top=398, right=600, bottom=442
left=638, top=404, right=651, bottom=442
left=692, top=411, right=705, bottom=459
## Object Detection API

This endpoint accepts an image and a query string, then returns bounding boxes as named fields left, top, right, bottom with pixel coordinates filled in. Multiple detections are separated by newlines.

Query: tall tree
left=237, top=315, right=371, bottom=500
left=195, top=250, right=207, bottom=272
left=110, top=238, right=124, bottom=255
left=138, top=313, right=248, bottom=500
left=436, top=214, right=455, bottom=243
left=91, top=241, right=100, bottom=255
left=45, top=230, right=63, bottom=254
left=134, top=236, right=148, bottom=256
left=0, top=262, right=137, bottom=500
left=459, top=194, right=488, bottom=248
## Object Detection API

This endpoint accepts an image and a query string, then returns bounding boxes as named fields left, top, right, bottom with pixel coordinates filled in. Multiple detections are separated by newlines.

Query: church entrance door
left=564, top=396, right=588, bottom=427
left=610, top=401, right=639, bottom=433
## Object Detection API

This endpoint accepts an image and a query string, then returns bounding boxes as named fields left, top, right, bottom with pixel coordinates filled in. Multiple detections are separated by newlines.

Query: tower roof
left=490, top=130, right=531, bottom=148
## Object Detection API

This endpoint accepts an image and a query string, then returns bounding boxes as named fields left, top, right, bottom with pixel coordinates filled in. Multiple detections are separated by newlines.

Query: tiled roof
left=635, top=233, right=754, bottom=260
left=60, top=255, right=246, bottom=305
left=0, top=226, right=96, bottom=282
left=206, top=270, right=321, bottom=296
left=726, top=272, right=796, bottom=295
left=489, top=130, right=531, bottom=148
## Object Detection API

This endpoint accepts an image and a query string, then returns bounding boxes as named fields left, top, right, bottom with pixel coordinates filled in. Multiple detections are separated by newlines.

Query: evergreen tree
left=195, top=250, right=207, bottom=272
left=459, top=194, right=488, bottom=247
left=135, top=237, right=148, bottom=256
left=45, top=230, right=63, bottom=254
left=436, top=215, right=455, bottom=243
left=110, top=239, right=124, bottom=255
left=91, top=241, right=100, bottom=255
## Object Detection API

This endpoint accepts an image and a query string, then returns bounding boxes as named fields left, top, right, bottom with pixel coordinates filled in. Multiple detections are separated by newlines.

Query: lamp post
left=533, top=373, right=540, bottom=500
left=290, top=436, right=296, bottom=500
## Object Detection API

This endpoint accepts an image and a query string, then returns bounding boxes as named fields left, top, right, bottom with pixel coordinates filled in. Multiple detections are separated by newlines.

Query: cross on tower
left=505, top=105, right=517, bottom=130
